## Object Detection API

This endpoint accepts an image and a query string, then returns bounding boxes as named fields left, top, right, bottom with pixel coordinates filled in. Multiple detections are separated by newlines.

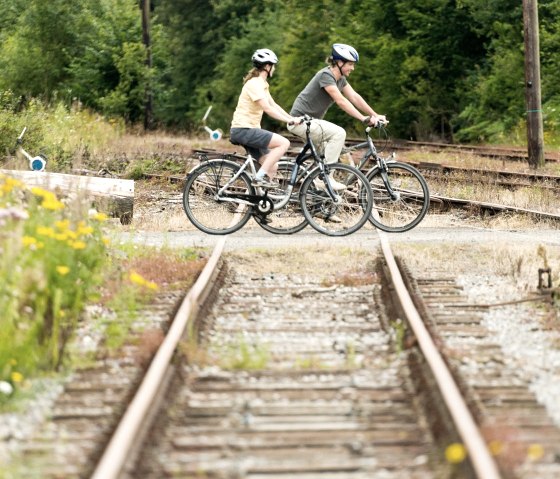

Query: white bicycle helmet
left=252, top=48, right=278, bottom=67
left=332, top=43, right=359, bottom=62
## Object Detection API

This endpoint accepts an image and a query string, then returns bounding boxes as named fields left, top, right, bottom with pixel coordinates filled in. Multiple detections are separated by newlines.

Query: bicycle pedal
left=256, top=215, right=271, bottom=225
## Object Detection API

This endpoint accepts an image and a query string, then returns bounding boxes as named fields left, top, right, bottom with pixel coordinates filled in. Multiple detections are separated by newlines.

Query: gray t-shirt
left=290, top=67, right=348, bottom=118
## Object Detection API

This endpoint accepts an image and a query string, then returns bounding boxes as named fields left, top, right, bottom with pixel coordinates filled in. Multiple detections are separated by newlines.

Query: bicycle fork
left=317, top=163, right=342, bottom=204
left=378, top=159, right=400, bottom=202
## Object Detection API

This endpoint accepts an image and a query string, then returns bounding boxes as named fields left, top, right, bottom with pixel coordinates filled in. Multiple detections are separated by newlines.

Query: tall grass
left=0, top=92, right=123, bottom=172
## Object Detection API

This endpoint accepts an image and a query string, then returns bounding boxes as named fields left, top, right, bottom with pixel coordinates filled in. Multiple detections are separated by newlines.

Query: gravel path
left=115, top=226, right=560, bottom=251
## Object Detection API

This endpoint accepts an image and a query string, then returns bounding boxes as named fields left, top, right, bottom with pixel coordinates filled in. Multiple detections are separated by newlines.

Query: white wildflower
left=0, top=381, right=14, bottom=395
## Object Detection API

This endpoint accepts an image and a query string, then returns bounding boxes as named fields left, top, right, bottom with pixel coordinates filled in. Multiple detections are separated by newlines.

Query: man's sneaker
left=329, top=178, right=347, bottom=191
left=252, top=176, right=280, bottom=189
left=317, top=212, right=343, bottom=223
left=313, top=177, right=347, bottom=191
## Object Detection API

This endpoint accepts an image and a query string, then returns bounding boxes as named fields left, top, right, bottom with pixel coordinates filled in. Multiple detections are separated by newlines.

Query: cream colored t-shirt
left=231, top=76, right=271, bottom=128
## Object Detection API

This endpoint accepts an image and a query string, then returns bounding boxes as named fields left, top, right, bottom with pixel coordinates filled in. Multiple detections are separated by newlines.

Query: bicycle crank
left=256, top=197, right=274, bottom=214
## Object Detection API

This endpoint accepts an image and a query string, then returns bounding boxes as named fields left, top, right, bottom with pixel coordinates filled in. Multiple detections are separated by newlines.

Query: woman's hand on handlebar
left=288, top=115, right=311, bottom=126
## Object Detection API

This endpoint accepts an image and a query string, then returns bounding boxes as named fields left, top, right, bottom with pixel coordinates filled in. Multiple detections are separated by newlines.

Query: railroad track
left=167, top=148, right=560, bottom=224
left=5, top=234, right=560, bottom=478
left=387, top=140, right=560, bottom=164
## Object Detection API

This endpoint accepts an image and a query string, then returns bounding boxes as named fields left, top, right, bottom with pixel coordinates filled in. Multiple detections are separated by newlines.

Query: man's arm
left=324, top=84, right=369, bottom=122
left=341, top=83, right=387, bottom=125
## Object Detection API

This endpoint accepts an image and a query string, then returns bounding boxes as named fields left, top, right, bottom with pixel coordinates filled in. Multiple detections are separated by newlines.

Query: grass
left=392, top=242, right=560, bottom=295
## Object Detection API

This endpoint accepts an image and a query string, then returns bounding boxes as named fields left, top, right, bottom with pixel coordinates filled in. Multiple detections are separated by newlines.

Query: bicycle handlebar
left=288, top=114, right=312, bottom=127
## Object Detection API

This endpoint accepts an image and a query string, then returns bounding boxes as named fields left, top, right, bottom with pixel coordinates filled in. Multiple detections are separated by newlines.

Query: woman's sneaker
left=252, top=176, right=280, bottom=189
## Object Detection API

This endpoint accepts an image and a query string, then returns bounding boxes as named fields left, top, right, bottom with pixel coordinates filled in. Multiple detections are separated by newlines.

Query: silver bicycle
left=182, top=116, right=374, bottom=236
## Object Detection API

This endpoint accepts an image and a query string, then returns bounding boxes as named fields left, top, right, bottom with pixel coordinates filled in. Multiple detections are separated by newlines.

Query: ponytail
left=243, top=67, right=261, bottom=84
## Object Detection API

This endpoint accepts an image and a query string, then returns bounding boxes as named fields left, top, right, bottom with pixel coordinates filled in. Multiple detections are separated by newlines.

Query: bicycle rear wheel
left=366, top=161, right=429, bottom=232
left=300, top=163, right=373, bottom=236
left=254, top=161, right=309, bottom=235
left=183, top=160, right=253, bottom=235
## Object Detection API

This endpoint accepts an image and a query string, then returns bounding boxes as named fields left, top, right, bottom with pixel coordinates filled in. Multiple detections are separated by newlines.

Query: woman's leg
left=258, top=133, right=290, bottom=178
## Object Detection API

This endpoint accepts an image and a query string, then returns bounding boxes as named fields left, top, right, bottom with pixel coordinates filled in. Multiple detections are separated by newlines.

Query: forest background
left=1, top=0, right=560, bottom=146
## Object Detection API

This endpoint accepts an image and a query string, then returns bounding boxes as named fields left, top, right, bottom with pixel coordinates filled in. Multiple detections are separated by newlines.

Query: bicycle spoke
left=183, top=161, right=253, bottom=235
left=368, top=163, right=429, bottom=232
left=255, top=162, right=308, bottom=234
left=301, top=164, right=373, bottom=236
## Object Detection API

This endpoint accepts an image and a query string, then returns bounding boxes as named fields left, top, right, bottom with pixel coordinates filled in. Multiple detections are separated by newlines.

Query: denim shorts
left=230, top=128, right=273, bottom=159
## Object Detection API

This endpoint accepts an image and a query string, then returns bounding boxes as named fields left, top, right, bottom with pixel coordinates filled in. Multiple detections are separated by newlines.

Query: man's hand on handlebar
left=288, top=115, right=312, bottom=126
left=362, top=115, right=388, bottom=128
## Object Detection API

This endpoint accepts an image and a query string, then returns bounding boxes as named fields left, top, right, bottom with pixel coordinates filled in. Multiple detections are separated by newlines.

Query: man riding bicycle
left=287, top=43, right=387, bottom=191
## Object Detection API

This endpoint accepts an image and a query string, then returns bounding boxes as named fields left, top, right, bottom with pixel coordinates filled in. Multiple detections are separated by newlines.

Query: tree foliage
left=0, top=0, right=559, bottom=143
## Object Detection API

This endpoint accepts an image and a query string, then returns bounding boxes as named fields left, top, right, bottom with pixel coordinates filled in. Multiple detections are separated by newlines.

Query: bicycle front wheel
left=254, top=161, right=309, bottom=235
left=183, top=160, right=254, bottom=235
left=366, top=161, right=429, bottom=233
left=300, top=163, right=373, bottom=236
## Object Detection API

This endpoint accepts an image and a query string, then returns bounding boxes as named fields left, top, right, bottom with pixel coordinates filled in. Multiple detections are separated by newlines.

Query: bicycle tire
left=366, top=161, right=430, bottom=233
left=300, top=163, right=373, bottom=236
left=254, top=161, right=309, bottom=235
left=182, top=160, right=254, bottom=235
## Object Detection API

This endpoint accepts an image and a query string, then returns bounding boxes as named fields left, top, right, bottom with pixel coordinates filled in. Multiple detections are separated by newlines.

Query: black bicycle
left=182, top=116, right=374, bottom=236
left=344, top=124, right=430, bottom=233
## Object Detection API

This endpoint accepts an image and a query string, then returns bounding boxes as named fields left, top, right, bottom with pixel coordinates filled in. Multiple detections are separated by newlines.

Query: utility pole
left=141, top=0, right=153, bottom=130
left=522, top=0, right=544, bottom=169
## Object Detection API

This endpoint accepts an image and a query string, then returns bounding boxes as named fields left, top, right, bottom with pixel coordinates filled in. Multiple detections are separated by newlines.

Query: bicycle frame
left=215, top=118, right=340, bottom=211
left=286, top=118, right=340, bottom=200
left=353, top=126, right=400, bottom=201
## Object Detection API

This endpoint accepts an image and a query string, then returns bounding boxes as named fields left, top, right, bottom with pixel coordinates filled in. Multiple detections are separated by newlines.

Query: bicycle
left=344, top=124, right=430, bottom=233
left=182, top=116, right=374, bottom=236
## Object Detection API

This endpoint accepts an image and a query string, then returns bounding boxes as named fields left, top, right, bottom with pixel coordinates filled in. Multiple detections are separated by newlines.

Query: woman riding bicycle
left=230, top=48, right=299, bottom=189
left=287, top=43, right=387, bottom=190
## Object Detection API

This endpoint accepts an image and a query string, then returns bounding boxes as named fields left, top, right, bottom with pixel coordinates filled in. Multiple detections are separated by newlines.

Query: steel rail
left=376, top=225, right=502, bottom=479
left=90, top=236, right=226, bottom=479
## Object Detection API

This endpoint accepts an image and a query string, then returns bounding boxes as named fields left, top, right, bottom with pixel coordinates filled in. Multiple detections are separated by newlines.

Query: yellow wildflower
left=22, top=236, right=38, bottom=247
left=36, top=226, right=55, bottom=237
left=91, top=212, right=108, bottom=222
left=77, top=225, right=94, bottom=236
left=70, top=240, right=87, bottom=250
left=10, top=372, right=23, bottom=383
left=146, top=280, right=158, bottom=290
left=445, top=443, right=467, bottom=464
left=1, top=177, right=23, bottom=194
left=55, top=220, right=70, bottom=231
left=30, top=187, right=51, bottom=198
left=54, top=233, right=68, bottom=241
left=488, top=440, right=503, bottom=456
left=129, top=271, right=159, bottom=291
left=129, top=271, right=146, bottom=286
left=41, top=198, right=65, bottom=210
left=527, top=444, right=544, bottom=461
left=56, top=266, right=70, bottom=276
